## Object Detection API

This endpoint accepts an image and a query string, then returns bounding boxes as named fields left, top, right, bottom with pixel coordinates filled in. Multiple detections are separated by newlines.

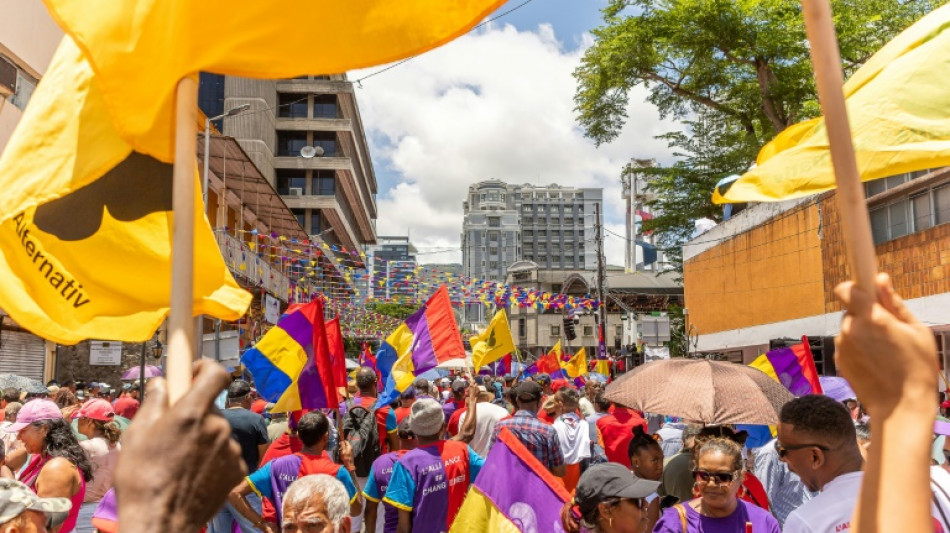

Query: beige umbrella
left=604, top=359, right=795, bottom=425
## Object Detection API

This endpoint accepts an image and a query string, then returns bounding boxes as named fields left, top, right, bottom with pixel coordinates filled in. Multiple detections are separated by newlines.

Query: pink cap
left=3, top=399, right=63, bottom=433
left=73, top=399, right=115, bottom=422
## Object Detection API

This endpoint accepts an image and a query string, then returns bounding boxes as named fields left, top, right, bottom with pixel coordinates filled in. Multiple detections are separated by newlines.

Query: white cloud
left=354, top=23, right=680, bottom=266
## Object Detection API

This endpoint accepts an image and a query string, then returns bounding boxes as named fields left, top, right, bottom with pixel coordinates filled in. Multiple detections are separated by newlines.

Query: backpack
left=342, top=400, right=380, bottom=477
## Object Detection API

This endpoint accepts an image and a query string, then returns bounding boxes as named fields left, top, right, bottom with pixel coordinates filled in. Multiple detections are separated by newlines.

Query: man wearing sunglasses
left=777, top=395, right=864, bottom=533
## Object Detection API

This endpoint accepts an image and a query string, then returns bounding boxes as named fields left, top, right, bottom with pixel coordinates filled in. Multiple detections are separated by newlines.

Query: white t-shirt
left=783, top=471, right=862, bottom=533
left=553, top=412, right=592, bottom=465
left=931, top=465, right=950, bottom=531
left=459, top=401, right=510, bottom=457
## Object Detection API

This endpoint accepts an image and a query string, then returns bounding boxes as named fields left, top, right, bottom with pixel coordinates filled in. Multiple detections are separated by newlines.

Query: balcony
left=215, top=231, right=292, bottom=302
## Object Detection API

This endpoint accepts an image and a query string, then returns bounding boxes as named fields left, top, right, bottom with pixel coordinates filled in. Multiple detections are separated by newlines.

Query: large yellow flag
left=714, top=3, right=950, bottom=204
left=0, top=38, right=251, bottom=344
left=470, top=310, right=516, bottom=371
left=42, top=0, right=506, bottom=160
left=561, top=348, right=588, bottom=379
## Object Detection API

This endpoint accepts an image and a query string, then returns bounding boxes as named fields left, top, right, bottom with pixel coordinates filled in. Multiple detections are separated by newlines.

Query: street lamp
left=202, top=103, right=252, bottom=207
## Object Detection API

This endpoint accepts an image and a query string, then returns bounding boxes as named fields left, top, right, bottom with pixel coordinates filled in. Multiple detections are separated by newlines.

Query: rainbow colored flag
left=241, top=300, right=339, bottom=411
left=376, top=286, right=466, bottom=406
left=450, top=427, right=571, bottom=532
left=749, top=336, right=823, bottom=396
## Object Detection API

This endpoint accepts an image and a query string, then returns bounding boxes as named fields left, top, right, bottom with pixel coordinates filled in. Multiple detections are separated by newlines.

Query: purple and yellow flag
left=749, top=347, right=813, bottom=397
left=450, top=428, right=571, bottom=532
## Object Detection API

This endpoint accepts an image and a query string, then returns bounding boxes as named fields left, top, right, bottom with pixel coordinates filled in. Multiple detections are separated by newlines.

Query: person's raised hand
left=339, top=439, right=355, bottom=471
left=835, top=272, right=938, bottom=417
left=114, top=360, right=245, bottom=533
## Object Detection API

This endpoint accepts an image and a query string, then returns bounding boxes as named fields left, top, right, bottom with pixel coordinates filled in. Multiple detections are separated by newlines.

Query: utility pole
left=595, top=203, right=607, bottom=360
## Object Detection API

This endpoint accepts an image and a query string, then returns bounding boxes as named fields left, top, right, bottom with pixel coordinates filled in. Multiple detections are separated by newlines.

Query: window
left=583, top=326, right=594, bottom=337
left=524, top=217, right=534, bottom=225
left=888, top=201, right=909, bottom=239
left=313, top=131, right=337, bottom=157
left=616, top=325, right=623, bottom=337
left=291, top=208, right=305, bottom=228
left=538, top=230, right=547, bottom=237
left=276, top=131, right=308, bottom=156
left=519, top=319, right=526, bottom=337
left=551, top=325, right=560, bottom=336
left=937, top=185, right=950, bottom=224
left=312, top=170, right=335, bottom=196
left=313, top=94, right=338, bottom=118
left=912, top=193, right=933, bottom=232
left=276, top=169, right=306, bottom=195
left=488, top=231, right=499, bottom=242
left=278, top=93, right=307, bottom=118
left=488, top=217, right=500, bottom=227
left=310, top=211, right=322, bottom=235
left=489, top=261, right=498, bottom=269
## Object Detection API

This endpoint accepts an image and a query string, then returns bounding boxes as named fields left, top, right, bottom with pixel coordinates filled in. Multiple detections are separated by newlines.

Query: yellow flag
left=715, top=3, right=950, bottom=204
left=0, top=38, right=251, bottom=344
left=562, top=348, right=588, bottom=379
left=594, top=359, right=610, bottom=376
left=748, top=354, right=781, bottom=383
left=42, top=0, right=507, bottom=160
left=470, top=310, right=516, bottom=370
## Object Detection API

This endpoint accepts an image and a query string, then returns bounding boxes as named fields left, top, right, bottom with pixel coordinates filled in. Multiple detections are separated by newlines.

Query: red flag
left=325, top=317, right=348, bottom=395
left=536, top=350, right=561, bottom=375
left=791, top=335, right=823, bottom=395
left=360, top=343, right=382, bottom=389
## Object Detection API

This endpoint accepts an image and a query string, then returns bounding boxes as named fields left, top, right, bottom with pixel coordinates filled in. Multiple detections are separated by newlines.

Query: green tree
left=370, top=301, right=420, bottom=320
left=579, top=0, right=942, bottom=269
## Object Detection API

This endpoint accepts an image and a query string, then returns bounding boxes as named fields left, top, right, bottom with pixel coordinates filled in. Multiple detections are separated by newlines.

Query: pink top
left=20, top=455, right=86, bottom=533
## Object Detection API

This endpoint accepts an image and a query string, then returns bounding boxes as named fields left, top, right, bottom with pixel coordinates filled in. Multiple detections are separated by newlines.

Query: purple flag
left=766, top=347, right=813, bottom=397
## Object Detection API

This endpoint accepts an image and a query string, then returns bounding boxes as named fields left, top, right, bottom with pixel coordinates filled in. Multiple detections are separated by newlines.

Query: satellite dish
left=300, top=146, right=317, bottom=159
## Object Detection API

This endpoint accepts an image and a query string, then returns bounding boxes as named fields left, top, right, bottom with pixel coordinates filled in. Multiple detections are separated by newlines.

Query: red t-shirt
left=113, top=396, right=140, bottom=419
left=739, top=471, right=770, bottom=511
left=394, top=406, right=411, bottom=426
left=251, top=398, right=268, bottom=415
left=596, top=408, right=648, bottom=467
left=447, top=407, right=467, bottom=436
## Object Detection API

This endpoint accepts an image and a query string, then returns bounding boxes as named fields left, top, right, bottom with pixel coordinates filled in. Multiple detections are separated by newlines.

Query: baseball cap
left=515, top=381, right=543, bottom=403
left=534, top=373, right=552, bottom=386
left=89, top=382, right=100, bottom=390
left=400, top=387, right=417, bottom=400
left=3, top=399, right=63, bottom=433
left=0, top=478, right=71, bottom=527
left=73, top=399, right=115, bottom=422
left=451, top=379, right=468, bottom=393
left=409, top=398, right=445, bottom=437
left=574, top=464, right=661, bottom=515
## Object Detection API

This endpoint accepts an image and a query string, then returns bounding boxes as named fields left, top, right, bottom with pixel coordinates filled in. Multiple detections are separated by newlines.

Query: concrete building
left=461, top=180, right=602, bottom=324
left=683, top=168, right=950, bottom=376
left=505, top=260, right=683, bottom=361
left=364, top=235, right=419, bottom=302
left=198, top=73, right=378, bottom=296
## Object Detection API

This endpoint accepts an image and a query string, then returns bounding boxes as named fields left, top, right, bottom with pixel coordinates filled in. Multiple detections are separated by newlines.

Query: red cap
left=551, top=379, right=572, bottom=393
left=941, top=400, right=950, bottom=409
left=74, top=399, right=115, bottom=422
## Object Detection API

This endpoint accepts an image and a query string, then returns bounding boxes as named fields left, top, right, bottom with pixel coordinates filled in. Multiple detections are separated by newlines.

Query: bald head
left=356, top=367, right=378, bottom=393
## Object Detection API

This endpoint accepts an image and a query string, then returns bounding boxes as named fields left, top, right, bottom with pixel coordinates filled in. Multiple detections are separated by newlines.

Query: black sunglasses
left=774, top=440, right=831, bottom=458
left=692, top=470, right=740, bottom=484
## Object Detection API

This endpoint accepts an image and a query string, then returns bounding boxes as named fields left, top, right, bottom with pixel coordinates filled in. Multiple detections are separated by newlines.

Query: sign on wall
left=89, top=341, right=123, bottom=366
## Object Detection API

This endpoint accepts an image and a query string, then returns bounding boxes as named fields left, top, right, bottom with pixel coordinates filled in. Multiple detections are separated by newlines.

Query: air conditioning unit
left=288, top=187, right=303, bottom=196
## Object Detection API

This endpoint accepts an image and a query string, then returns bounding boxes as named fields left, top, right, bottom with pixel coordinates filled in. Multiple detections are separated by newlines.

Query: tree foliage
left=369, top=301, right=420, bottom=320
left=578, top=0, right=943, bottom=268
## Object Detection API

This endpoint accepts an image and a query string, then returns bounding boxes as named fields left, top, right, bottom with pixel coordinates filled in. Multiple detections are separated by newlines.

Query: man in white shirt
left=778, top=395, right=865, bottom=533
left=552, top=387, right=591, bottom=488
left=458, top=387, right=509, bottom=457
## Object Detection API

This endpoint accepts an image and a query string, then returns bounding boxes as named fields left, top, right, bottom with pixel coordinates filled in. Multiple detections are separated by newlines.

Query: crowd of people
left=0, top=274, right=943, bottom=533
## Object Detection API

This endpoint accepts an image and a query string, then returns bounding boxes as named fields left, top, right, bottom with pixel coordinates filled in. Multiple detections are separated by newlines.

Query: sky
left=350, top=0, right=681, bottom=267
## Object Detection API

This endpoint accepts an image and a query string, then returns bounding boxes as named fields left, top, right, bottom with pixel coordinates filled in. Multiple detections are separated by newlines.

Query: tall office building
left=198, top=73, right=378, bottom=293
left=461, top=180, right=602, bottom=282
left=363, top=236, right=418, bottom=301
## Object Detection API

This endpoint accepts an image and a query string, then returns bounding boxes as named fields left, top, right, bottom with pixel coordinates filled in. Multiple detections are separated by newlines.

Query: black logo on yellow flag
left=11, top=152, right=172, bottom=309
left=34, top=152, right=172, bottom=241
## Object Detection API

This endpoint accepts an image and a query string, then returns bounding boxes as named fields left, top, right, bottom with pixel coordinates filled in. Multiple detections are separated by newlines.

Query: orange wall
left=683, top=202, right=825, bottom=335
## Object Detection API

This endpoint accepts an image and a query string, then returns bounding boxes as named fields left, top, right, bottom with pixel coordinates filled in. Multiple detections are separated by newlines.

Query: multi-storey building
left=363, top=236, right=418, bottom=302
left=198, top=73, right=378, bottom=296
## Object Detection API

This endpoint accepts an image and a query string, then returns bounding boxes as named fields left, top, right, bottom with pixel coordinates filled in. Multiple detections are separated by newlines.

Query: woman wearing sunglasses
left=653, top=438, right=780, bottom=533
left=561, top=463, right=661, bottom=533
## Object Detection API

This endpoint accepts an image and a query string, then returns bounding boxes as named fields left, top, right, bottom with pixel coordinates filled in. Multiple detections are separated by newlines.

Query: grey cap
left=575, top=464, right=661, bottom=515
left=0, top=478, right=71, bottom=526
left=408, top=398, right=445, bottom=437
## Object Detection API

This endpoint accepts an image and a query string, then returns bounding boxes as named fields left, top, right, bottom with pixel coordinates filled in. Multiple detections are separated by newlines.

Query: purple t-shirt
left=362, top=451, right=407, bottom=533
left=653, top=499, right=781, bottom=533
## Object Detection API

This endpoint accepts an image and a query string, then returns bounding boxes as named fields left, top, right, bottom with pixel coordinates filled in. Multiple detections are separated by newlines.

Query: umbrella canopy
left=604, top=359, right=795, bottom=425
left=818, top=376, right=856, bottom=402
left=0, top=373, right=48, bottom=394
left=121, top=365, right=163, bottom=380
left=437, top=357, right=474, bottom=370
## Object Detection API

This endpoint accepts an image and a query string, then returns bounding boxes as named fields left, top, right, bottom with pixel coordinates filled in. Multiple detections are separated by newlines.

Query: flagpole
left=800, top=0, right=878, bottom=292
left=167, top=76, right=199, bottom=404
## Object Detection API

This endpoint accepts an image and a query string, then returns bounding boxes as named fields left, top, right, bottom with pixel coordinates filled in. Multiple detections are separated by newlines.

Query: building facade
left=683, top=168, right=950, bottom=376
left=363, top=235, right=419, bottom=302
left=198, top=73, right=378, bottom=296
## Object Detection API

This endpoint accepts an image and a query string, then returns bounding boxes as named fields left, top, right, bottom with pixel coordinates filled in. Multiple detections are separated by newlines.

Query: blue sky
left=352, top=0, right=678, bottom=265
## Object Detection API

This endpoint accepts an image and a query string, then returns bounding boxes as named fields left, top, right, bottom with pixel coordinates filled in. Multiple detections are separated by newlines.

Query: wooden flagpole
left=168, top=77, right=199, bottom=404
left=800, top=0, right=878, bottom=292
